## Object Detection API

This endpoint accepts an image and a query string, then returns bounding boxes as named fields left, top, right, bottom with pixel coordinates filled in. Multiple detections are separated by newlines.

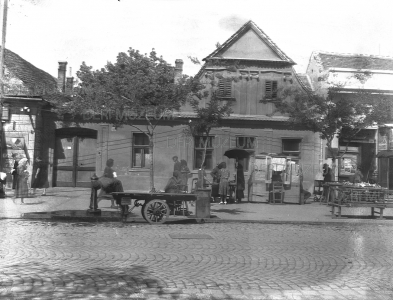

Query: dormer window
left=217, top=78, right=232, bottom=98
left=265, top=80, right=278, bottom=99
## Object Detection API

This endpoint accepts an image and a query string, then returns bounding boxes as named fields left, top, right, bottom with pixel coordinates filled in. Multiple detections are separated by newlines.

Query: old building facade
left=38, top=20, right=324, bottom=203
left=306, top=51, right=393, bottom=186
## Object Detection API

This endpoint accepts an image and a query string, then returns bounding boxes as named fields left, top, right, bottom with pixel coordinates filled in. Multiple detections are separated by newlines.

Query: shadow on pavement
left=210, top=208, right=246, bottom=215
left=0, top=262, right=239, bottom=300
left=17, top=201, right=45, bottom=205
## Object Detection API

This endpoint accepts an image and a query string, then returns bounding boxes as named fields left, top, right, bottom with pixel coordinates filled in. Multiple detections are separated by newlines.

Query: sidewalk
left=1, top=187, right=393, bottom=224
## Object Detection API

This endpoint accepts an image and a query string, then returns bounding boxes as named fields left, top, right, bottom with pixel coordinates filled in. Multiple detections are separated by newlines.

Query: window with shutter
left=218, top=78, right=232, bottom=98
left=265, top=80, right=278, bottom=99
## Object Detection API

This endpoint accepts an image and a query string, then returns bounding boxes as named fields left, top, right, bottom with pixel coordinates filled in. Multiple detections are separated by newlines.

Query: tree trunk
left=149, top=135, right=155, bottom=193
left=198, top=135, right=209, bottom=188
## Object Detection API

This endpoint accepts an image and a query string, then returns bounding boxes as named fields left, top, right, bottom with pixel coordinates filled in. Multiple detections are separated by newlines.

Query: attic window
left=265, top=81, right=278, bottom=99
left=217, top=78, right=232, bottom=98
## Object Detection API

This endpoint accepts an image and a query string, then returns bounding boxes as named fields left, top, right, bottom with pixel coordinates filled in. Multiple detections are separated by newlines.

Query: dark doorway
left=54, top=128, right=97, bottom=187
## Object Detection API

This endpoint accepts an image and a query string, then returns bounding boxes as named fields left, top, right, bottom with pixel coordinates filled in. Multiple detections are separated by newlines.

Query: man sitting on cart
left=164, top=171, right=184, bottom=213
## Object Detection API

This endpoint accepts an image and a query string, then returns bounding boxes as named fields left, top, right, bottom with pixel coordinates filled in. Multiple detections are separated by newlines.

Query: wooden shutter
left=265, top=81, right=278, bottom=99
left=218, top=78, right=232, bottom=98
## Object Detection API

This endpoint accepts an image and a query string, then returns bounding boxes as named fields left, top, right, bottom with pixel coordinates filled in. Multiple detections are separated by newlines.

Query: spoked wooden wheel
left=142, top=199, right=169, bottom=224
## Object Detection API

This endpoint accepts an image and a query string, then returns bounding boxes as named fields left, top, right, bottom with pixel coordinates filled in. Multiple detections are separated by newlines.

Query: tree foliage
left=53, top=47, right=204, bottom=192
left=274, top=84, right=392, bottom=160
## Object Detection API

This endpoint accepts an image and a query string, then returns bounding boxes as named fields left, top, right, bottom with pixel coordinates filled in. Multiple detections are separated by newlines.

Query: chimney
left=66, top=77, right=74, bottom=95
left=65, top=67, right=74, bottom=95
left=57, top=61, right=67, bottom=93
left=174, top=59, right=183, bottom=82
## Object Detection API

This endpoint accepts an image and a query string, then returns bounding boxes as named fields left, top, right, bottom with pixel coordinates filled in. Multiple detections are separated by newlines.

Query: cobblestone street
left=1, top=221, right=393, bottom=299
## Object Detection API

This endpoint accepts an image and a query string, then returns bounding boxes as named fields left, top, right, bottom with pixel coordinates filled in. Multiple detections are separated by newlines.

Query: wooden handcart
left=112, top=191, right=199, bottom=224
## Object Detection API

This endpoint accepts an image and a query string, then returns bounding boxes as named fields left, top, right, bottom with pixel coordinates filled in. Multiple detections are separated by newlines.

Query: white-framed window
left=132, top=133, right=150, bottom=168
left=194, top=136, right=214, bottom=170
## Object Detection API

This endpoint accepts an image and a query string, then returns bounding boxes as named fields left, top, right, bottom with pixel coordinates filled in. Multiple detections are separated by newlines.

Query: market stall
left=249, top=153, right=303, bottom=204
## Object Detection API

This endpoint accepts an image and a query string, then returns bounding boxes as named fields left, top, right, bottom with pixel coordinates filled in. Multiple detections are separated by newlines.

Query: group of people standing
left=211, top=161, right=245, bottom=204
left=165, top=156, right=245, bottom=204
left=11, top=154, right=49, bottom=204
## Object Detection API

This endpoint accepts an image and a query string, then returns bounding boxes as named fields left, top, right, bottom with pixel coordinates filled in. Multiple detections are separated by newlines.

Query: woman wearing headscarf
left=179, top=159, right=190, bottom=192
left=210, top=162, right=223, bottom=202
left=101, top=159, right=124, bottom=208
left=32, top=156, right=49, bottom=196
left=219, top=162, right=230, bottom=204
left=11, top=153, right=19, bottom=190
left=164, top=171, right=182, bottom=213
left=322, top=163, right=332, bottom=201
left=236, top=162, right=245, bottom=203
left=15, top=157, right=29, bottom=204
left=164, top=171, right=182, bottom=193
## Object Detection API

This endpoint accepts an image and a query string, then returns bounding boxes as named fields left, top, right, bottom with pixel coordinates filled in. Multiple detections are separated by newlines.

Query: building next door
left=54, top=128, right=97, bottom=187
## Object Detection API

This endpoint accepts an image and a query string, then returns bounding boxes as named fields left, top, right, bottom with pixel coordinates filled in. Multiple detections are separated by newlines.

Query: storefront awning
left=376, top=150, right=393, bottom=158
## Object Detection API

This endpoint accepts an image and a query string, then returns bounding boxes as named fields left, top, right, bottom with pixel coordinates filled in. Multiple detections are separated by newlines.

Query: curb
left=2, top=214, right=393, bottom=226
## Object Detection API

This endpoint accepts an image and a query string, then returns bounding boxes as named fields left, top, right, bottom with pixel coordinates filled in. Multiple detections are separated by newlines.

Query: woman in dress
left=15, top=157, right=29, bottom=204
left=236, top=162, right=245, bottom=203
left=210, top=162, right=223, bottom=202
left=322, top=163, right=332, bottom=201
left=179, top=159, right=190, bottom=192
left=219, top=162, right=230, bottom=204
left=164, top=171, right=182, bottom=213
left=101, top=159, right=124, bottom=208
left=11, top=153, right=19, bottom=190
left=32, top=157, right=49, bottom=196
left=164, top=171, right=182, bottom=193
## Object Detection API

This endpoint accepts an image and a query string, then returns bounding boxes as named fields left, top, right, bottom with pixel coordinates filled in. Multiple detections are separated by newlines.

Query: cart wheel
left=141, top=203, right=146, bottom=220
left=143, top=199, right=169, bottom=224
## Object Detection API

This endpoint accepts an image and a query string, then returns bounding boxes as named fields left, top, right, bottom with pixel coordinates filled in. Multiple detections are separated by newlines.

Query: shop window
left=194, top=136, right=214, bottom=170
left=132, top=133, right=150, bottom=168
left=282, top=138, right=301, bottom=156
left=236, top=136, right=256, bottom=172
left=265, top=80, right=278, bottom=99
left=217, top=78, right=232, bottom=98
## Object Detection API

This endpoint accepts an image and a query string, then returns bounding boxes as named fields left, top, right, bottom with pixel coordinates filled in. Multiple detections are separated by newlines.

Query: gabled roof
left=296, top=73, right=313, bottom=91
left=312, top=51, right=393, bottom=71
left=203, top=20, right=295, bottom=65
left=3, top=47, right=57, bottom=90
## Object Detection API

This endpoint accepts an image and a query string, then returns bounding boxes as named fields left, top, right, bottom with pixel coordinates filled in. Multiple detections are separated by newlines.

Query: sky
left=4, top=0, right=393, bottom=79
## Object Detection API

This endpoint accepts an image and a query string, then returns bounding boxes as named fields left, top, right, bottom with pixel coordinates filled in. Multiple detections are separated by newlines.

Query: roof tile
left=3, top=47, right=57, bottom=93
left=315, top=51, right=393, bottom=71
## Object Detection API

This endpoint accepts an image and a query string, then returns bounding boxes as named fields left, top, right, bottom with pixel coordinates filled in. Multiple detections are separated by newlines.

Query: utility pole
left=0, top=0, right=8, bottom=100
left=0, top=0, right=8, bottom=171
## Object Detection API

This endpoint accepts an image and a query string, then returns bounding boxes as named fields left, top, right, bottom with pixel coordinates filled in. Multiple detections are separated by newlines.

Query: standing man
left=172, top=156, right=181, bottom=172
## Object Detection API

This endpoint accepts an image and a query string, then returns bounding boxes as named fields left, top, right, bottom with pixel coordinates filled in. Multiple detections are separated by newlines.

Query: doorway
left=54, top=128, right=97, bottom=187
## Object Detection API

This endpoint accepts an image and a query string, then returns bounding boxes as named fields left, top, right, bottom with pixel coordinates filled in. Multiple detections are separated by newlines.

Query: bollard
left=87, top=173, right=102, bottom=215
left=195, top=188, right=211, bottom=219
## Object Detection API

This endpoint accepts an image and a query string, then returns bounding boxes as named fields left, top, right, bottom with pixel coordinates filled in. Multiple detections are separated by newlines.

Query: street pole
left=0, top=0, right=8, bottom=171
left=0, top=0, right=8, bottom=98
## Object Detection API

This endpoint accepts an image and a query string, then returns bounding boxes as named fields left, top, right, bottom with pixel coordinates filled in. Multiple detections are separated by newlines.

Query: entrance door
left=54, top=130, right=97, bottom=187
